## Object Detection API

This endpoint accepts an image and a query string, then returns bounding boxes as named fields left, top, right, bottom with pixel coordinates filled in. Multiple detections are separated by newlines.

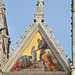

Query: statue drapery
left=36, top=0, right=44, bottom=14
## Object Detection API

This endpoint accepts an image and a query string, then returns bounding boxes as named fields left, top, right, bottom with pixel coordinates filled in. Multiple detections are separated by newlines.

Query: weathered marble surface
left=71, top=0, right=75, bottom=75
left=3, top=72, right=69, bottom=75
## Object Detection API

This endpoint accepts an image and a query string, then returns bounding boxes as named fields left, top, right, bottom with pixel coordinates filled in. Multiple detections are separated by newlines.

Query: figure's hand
left=36, top=48, right=39, bottom=51
left=37, top=48, right=39, bottom=50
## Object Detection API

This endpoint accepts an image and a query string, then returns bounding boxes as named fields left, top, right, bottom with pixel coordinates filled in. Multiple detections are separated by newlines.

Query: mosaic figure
left=42, top=51, right=61, bottom=72
left=10, top=55, right=32, bottom=72
left=37, top=39, right=47, bottom=59
left=20, top=55, right=32, bottom=68
left=31, top=46, right=37, bottom=62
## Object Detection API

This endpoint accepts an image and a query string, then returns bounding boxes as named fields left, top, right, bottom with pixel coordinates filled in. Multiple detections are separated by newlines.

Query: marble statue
left=36, top=0, right=44, bottom=14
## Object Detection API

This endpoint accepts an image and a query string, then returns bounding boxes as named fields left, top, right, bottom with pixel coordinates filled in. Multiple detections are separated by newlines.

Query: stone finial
left=30, top=22, right=34, bottom=28
left=12, top=46, right=17, bottom=51
left=42, top=22, right=47, bottom=27
left=16, top=40, right=21, bottom=45
left=55, top=41, right=60, bottom=47
left=59, top=47, right=64, bottom=54
left=34, top=0, right=44, bottom=23
left=67, top=58, right=72, bottom=65
left=8, top=52, right=13, bottom=57
left=3, top=58, right=8, bottom=63
left=64, top=53, right=68, bottom=59
left=21, top=34, right=26, bottom=40
left=47, top=28, right=52, bottom=34
left=25, top=28, right=30, bottom=34
left=51, top=35, right=56, bottom=41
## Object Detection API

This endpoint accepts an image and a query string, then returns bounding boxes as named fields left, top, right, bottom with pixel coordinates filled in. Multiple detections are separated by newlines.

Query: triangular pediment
left=2, top=23, right=70, bottom=73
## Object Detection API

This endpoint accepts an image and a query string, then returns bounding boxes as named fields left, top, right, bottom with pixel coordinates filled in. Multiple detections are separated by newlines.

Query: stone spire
left=0, top=0, right=10, bottom=72
left=34, top=0, right=44, bottom=23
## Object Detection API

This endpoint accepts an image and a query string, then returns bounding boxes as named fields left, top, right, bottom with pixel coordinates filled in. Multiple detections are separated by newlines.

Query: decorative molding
left=59, top=47, right=64, bottom=54
left=25, top=28, right=30, bottom=34
left=3, top=58, right=8, bottom=63
left=47, top=28, right=52, bottom=34
left=51, top=35, right=56, bottom=41
left=16, top=40, right=21, bottom=45
left=8, top=52, right=13, bottom=57
left=64, top=53, right=68, bottom=60
left=12, top=46, right=17, bottom=51
left=42, top=22, right=47, bottom=27
left=21, top=34, right=26, bottom=40
left=30, top=22, right=34, bottom=28
left=55, top=41, right=60, bottom=47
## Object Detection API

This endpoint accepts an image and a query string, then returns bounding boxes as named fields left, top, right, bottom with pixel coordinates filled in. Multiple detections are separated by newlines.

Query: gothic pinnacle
left=34, top=0, right=44, bottom=23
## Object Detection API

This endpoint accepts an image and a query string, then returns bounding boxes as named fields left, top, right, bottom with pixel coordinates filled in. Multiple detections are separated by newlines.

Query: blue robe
left=31, top=49, right=37, bottom=62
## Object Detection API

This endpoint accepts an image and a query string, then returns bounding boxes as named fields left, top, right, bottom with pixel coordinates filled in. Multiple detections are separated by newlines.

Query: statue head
left=38, top=0, right=44, bottom=4
left=38, top=0, right=44, bottom=2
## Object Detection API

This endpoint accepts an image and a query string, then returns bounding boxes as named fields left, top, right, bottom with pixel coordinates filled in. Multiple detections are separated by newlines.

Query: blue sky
left=3, top=0, right=72, bottom=61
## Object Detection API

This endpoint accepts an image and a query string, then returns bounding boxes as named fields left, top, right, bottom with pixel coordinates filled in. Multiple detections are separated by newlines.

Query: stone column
left=0, top=37, right=2, bottom=75
left=0, top=37, right=3, bottom=65
left=72, top=0, right=75, bottom=66
left=71, top=0, right=75, bottom=75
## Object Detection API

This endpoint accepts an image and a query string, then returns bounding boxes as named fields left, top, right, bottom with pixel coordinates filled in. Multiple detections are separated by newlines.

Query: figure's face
left=29, top=56, right=32, bottom=59
left=37, top=39, right=40, bottom=43
left=32, top=46, right=35, bottom=49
